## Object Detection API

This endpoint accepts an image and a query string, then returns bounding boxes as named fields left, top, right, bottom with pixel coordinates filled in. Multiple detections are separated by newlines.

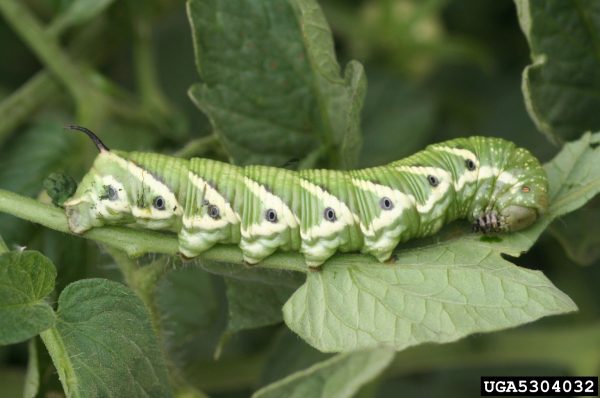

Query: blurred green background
left=0, top=0, right=598, bottom=397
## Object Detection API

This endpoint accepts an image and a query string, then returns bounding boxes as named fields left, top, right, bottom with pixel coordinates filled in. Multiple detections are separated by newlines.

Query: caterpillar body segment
left=64, top=128, right=549, bottom=268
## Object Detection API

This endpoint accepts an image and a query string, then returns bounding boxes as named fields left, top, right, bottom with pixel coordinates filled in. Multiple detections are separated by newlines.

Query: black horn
left=66, top=125, right=109, bottom=152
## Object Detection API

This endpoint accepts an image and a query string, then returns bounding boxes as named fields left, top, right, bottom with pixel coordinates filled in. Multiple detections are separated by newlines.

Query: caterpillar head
left=474, top=144, right=549, bottom=233
left=64, top=126, right=182, bottom=233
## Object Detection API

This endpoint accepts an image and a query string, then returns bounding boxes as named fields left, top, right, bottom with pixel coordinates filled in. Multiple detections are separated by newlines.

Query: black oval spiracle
left=379, top=196, right=394, bottom=210
left=266, top=208, right=278, bottom=223
left=324, top=207, right=336, bottom=222
left=427, top=175, right=440, bottom=187
left=208, top=204, right=220, bottom=219
left=153, top=196, right=165, bottom=210
left=465, top=159, right=477, bottom=171
left=107, top=185, right=118, bottom=201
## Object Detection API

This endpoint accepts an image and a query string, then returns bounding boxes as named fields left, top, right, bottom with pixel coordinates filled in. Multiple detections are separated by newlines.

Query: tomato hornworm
left=64, top=126, right=548, bottom=268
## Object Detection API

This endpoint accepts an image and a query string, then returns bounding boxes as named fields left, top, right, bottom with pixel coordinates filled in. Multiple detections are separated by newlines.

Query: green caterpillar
left=64, top=126, right=548, bottom=268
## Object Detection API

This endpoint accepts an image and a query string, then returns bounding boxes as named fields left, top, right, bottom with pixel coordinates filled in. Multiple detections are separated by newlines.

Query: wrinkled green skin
left=65, top=137, right=548, bottom=268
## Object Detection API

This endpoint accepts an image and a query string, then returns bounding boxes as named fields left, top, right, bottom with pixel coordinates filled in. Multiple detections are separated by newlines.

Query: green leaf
left=359, top=71, right=436, bottom=167
left=253, top=349, right=393, bottom=398
left=199, top=261, right=304, bottom=334
left=187, top=0, right=366, bottom=167
left=549, top=203, right=600, bottom=266
left=0, top=236, right=7, bottom=254
left=0, top=121, right=77, bottom=244
left=541, top=133, right=600, bottom=265
left=0, top=251, right=56, bottom=345
left=40, top=278, right=172, bottom=397
left=543, top=132, right=600, bottom=217
left=39, top=229, right=96, bottom=294
left=283, top=132, right=600, bottom=353
left=260, top=329, right=330, bottom=386
left=155, top=266, right=224, bottom=367
left=516, top=0, right=600, bottom=143
left=195, top=261, right=303, bottom=357
left=215, top=277, right=292, bottom=359
left=283, top=244, right=577, bottom=353
left=200, top=261, right=305, bottom=287
left=0, top=121, right=77, bottom=194
left=224, top=277, right=295, bottom=334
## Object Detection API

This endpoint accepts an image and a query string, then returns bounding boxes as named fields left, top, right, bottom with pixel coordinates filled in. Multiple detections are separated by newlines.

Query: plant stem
left=105, top=247, right=170, bottom=330
left=129, top=13, right=190, bottom=140
left=0, top=236, right=8, bottom=254
left=0, top=10, right=187, bottom=147
left=0, top=0, right=101, bottom=124
left=39, top=327, right=78, bottom=397
left=0, top=189, right=307, bottom=273
left=0, top=73, right=61, bottom=145
left=174, top=134, right=222, bottom=158
left=132, top=17, right=170, bottom=113
left=0, top=16, right=113, bottom=146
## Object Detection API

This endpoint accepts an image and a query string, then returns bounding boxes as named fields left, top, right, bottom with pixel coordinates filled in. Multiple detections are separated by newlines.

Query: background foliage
left=0, top=0, right=598, bottom=397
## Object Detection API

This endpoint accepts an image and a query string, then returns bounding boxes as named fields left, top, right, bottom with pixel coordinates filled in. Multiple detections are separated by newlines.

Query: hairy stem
left=105, top=246, right=171, bottom=331
left=39, top=327, right=78, bottom=397
left=0, top=188, right=307, bottom=273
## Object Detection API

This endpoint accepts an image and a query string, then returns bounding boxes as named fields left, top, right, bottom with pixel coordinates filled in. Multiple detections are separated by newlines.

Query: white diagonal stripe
left=107, top=152, right=182, bottom=221
left=241, top=177, right=298, bottom=237
left=394, top=166, right=453, bottom=212
left=350, top=178, right=414, bottom=236
left=298, top=179, right=359, bottom=240
left=182, top=172, right=240, bottom=230
left=431, top=145, right=477, bottom=161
